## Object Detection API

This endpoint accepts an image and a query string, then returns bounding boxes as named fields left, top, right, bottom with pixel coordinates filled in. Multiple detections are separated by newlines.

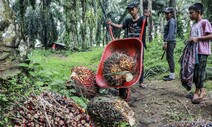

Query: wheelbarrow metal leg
left=119, top=88, right=130, bottom=100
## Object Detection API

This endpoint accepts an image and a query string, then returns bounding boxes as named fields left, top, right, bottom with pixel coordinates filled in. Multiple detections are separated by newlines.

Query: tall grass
left=29, top=48, right=104, bottom=80
left=30, top=39, right=212, bottom=88
left=31, top=39, right=184, bottom=77
left=144, top=39, right=185, bottom=78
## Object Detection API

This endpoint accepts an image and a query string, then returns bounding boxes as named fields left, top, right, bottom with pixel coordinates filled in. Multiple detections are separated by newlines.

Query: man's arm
left=190, top=20, right=212, bottom=43
left=190, top=34, right=212, bottom=43
left=163, top=19, right=176, bottom=50
left=165, top=20, right=176, bottom=42
left=107, top=20, right=123, bottom=29
left=198, top=34, right=212, bottom=41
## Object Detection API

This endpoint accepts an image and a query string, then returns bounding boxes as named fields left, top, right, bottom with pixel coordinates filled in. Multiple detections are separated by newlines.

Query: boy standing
left=163, top=7, right=177, bottom=81
left=181, top=3, right=212, bottom=104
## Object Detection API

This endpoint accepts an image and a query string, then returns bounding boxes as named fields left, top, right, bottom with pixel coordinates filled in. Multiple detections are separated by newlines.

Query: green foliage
left=29, top=40, right=211, bottom=89
left=144, top=38, right=185, bottom=78
left=0, top=38, right=211, bottom=125
left=0, top=47, right=103, bottom=125
left=202, top=0, right=212, bottom=21
left=59, top=32, right=71, bottom=47
left=20, top=51, right=70, bottom=95
left=30, top=48, right=103, bottom=72
left=25, top=6, right=58, bottom=48
left=205, top=81, right=212, bottom=90
left=116, top=122, right=131, bottom=127
left=0, top=73, right=35, bottom=126
left=144, top=38, right=212, bottom=91
left=71, top=96, right=89, bottom=109
left=176, top=14, right=184, bottom=38
left=12, top=0, right=60, bottom=48
left=24, top=48, right=103, bottom=104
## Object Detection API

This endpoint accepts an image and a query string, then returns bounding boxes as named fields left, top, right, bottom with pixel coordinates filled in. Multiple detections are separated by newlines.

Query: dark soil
left=128, top=78, right=212, bottom=127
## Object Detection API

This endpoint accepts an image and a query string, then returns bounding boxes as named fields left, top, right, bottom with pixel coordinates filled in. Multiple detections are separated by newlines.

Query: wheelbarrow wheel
left=119, top=88, right=130, bottom=100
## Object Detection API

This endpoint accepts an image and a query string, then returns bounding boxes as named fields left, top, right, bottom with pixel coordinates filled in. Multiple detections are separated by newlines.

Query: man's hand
left=190, top=37, right=198, bottom=43
left=163, top=42, right=167, bottom=50
left=144, top=9, right=151, bottom=17
left=107, top=20, right=112, bottom=25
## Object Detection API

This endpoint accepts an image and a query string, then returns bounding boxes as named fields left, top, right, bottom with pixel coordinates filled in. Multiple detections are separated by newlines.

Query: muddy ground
left=127, top=78, right=212, bottom=127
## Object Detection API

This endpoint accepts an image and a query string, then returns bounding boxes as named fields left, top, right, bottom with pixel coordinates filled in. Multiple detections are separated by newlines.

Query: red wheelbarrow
left=96, top=18, right=146, bottom=100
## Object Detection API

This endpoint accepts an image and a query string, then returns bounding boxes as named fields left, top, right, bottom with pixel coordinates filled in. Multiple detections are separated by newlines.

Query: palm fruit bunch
left=11, top=91, right=95, bottom=127
left=69, top=66, right=98, bottom=98
left=103, top=53, right=136, bottom=86
left=87, top=96, right=135, bottom=126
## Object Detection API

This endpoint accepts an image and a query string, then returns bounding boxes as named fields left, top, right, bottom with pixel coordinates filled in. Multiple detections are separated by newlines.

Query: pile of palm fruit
left=11, top=91, right=95, bottom=127
left=103, top=53, right=136, bottom=86
left=87, top=96, right=135, bottom=126
left=69, top=66, right=98, bottom=98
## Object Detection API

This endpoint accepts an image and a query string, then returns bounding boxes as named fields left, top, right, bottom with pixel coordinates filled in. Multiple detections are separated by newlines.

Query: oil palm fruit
left=87, top=96, right=135, bottom=126
left=11, top=91, right=95, bottom=127
left=103, top=53, right=136, bottom=86
left=70, top=66, right=98, bottom=98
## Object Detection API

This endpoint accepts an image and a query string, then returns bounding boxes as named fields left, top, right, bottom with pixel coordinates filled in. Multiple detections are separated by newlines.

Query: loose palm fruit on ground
left=87, top=96, right=135, bottom=126
left=69, top=66, right=99, bottom=98
left=11, top=91, right=95, bottom=127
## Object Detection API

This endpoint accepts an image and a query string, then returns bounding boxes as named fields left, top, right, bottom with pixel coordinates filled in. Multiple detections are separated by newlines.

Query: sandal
left=139, top=83, right=146, bottom=89
left=186, top=92, right=194, bottom=99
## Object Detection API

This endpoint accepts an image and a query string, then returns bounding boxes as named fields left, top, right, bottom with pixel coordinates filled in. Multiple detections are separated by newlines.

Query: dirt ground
left=128, top=78, right=212, bottom=127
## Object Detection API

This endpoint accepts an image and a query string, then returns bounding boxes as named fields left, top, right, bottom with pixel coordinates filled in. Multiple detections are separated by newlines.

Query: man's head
left=126, top=3, right=139, bottom=17
left=189, top=3, right=204, bottom=20
left=164, top=7, right=174, bottom=20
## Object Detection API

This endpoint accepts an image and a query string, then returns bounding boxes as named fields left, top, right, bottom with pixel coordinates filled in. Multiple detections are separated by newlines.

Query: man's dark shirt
left=122, top=16, right=148, bottom=48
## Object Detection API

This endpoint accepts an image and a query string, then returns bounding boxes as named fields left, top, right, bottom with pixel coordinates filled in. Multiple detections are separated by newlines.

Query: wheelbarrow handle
left=108, top=25, right=115, bottom=41
left=139, top=17, right=147, bottom=41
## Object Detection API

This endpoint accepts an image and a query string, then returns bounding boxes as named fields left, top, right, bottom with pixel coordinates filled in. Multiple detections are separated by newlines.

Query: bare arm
left=197, top=34, right=212, bottom=41
left=190, top=33, right=212, bottom=43
left=111, top=22, right=123, bottom=29
left=190, top=20, right=212, bottom=43
left=107, top=20, right=123, bottom=29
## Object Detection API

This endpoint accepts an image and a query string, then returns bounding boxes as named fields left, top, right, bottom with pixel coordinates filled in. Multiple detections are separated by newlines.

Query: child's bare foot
left=199, top=88, right=206, bottom=99
left=191, top=93, right=201, bottom=104
left=192, top=93, right=199, bottom=100
left=191, top=89, right=205, bottom=104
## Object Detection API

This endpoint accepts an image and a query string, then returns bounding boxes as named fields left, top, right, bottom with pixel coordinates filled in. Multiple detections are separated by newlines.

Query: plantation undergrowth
left=0, top=40, right=211, bottom=126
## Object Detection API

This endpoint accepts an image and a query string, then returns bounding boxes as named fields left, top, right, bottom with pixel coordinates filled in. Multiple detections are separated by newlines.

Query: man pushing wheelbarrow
left=96, top=2, right=151, bottom=100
